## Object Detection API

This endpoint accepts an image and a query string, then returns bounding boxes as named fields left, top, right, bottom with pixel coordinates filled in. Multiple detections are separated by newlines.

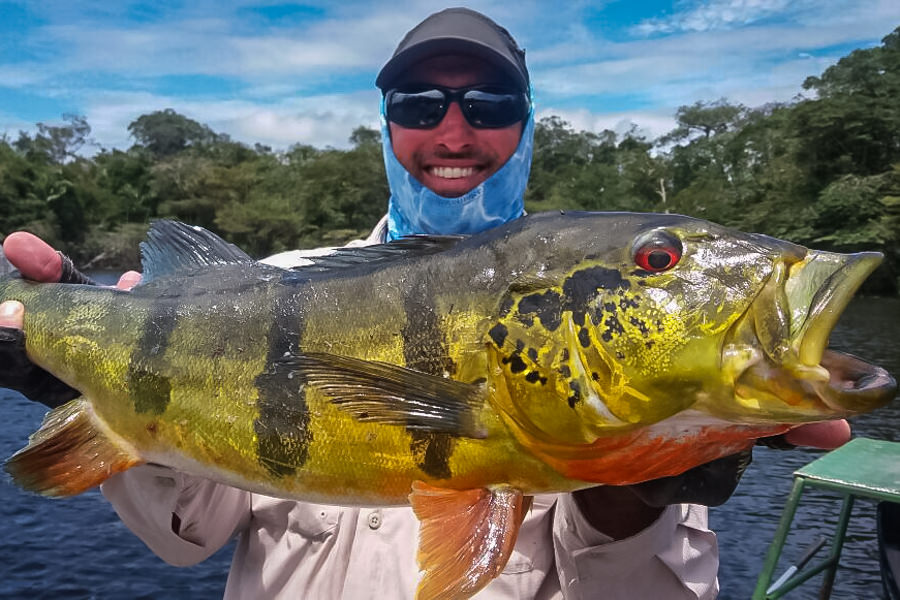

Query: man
left=0, top=8, right=849, bottom=599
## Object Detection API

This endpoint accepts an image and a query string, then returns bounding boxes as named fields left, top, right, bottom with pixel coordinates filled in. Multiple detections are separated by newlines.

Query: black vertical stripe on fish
left=128, top=299, right=178, bottom=415
left=254, top=287, right=311, bottom=477
left=402, top=277, right=456, bottom=480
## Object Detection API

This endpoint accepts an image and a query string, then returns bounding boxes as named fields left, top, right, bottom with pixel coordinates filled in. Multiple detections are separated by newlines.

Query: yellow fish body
left=2, top=213, right=896, bottom=599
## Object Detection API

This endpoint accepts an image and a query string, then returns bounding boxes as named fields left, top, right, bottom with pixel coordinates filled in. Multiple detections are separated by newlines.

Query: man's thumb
left=2, top=232, right=62, bottom=283
left=0, top=301, right=25, bottom=330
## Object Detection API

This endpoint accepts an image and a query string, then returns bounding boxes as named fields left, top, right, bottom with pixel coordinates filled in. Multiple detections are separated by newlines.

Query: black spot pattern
left=562, top=267, right=630, bottom=322
left=517, top=290, right=563, bottom=331
left=488, top=323, right=509, bottom=347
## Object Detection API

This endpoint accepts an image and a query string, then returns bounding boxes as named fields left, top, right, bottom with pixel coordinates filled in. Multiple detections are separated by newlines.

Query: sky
left=1, top=0, right=898, bottom=153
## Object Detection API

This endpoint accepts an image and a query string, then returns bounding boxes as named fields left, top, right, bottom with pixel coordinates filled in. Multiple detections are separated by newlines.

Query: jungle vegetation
left=2, top=28, right=898, bottom=292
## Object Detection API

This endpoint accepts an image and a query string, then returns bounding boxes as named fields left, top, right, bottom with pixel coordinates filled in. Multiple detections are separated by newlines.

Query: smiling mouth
left=429, top=166, right=478, bottom=179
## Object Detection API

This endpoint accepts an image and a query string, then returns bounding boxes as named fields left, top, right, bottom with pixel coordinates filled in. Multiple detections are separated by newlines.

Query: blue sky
left=1, top=0, right=897, bottom=152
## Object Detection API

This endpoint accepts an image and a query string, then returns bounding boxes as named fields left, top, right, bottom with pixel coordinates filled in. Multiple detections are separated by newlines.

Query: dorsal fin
left=292, top=235, right=465, bottom=274
left=139, top=220, right=254, bottom=282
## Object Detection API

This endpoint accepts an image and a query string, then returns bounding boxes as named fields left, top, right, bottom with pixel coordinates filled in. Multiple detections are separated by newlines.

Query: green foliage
left=663, top=99, right=747, bottom=143
left=214, top=127, right=387, bottom=255
left=526, top=117, right=663, bottom=213
left=794, top=27, right=900, bottom=184
left=128, top=109, right=221, bottom=158
left=13, top=114, right=92, bottom=164
left=1, top=30, right=898, bottom=293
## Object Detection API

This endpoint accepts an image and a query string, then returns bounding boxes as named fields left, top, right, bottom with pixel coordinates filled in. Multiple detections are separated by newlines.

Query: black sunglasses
left=385, top=85, right=530, bottom=129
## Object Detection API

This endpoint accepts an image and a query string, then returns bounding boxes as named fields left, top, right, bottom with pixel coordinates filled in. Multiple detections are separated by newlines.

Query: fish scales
left=8, top=253, right=572, bottom=504
left=281, top=242, right=576, bottom=501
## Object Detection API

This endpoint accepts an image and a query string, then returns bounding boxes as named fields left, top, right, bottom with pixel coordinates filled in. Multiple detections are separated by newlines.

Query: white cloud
left=0, top=114, right=35, bottom=141
left=536, top=106, right=677, bottom=142
left=631, top=0, right=898, bottom=37
left=0, top=64, right=53, bottom=87
left=2, top=0, right=897, bottom=155
left=5, top=1, right=598, bottom=83
left=635, top=0, right=800, bottom=35
left=530, top=12, right=896, bottom=127
left=77, top=89, right=382, bottom=151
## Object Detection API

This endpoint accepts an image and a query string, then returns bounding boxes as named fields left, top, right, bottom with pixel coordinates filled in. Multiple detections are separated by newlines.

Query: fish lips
left=787, top=250, right=896, bottom=412
left=729, top=249, right=895, bottom=419
left=819, top=349, right=897, bottom=414
left=787, top=250, right=883, bottom=367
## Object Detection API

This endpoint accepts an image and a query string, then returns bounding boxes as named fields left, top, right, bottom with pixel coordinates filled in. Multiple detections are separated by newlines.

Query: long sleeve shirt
left=100, top=217, right=719, bottom=599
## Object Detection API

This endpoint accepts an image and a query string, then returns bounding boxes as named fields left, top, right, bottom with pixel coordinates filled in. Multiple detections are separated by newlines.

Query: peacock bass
left=2, top=212, right=896, bottom=599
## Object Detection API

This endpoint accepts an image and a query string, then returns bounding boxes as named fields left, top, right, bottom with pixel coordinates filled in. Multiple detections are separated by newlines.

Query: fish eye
left=632, top=231, right=683, bottom=272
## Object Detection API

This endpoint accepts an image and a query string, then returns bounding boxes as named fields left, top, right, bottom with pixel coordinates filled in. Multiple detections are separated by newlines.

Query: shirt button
left=367, top=511, right=382, bottom=530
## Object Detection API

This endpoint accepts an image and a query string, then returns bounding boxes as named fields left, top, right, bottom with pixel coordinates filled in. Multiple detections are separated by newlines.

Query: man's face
left=388, top=55, right=524, bottom=198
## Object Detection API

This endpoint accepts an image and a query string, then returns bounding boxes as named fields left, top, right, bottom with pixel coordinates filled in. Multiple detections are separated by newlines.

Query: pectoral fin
left=409, top=481, right=531, bottom=600
left=280, top=352, right=487, bottom=438
left=5, top=398, right=143, bottom=496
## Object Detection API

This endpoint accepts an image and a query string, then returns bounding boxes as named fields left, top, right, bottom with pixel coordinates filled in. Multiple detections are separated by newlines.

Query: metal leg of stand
left=818, top=494, right=854, bottom=600
left=753, top=478, right=806, bottom=599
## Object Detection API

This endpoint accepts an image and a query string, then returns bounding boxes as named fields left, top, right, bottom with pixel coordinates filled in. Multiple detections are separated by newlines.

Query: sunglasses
left=385, top=85, right=530, bottom=129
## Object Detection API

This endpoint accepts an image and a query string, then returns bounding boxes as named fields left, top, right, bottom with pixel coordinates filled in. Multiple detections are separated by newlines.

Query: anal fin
left=410, top=481, right=530, bottom=600
left=5, top=398, right=143, bottom=496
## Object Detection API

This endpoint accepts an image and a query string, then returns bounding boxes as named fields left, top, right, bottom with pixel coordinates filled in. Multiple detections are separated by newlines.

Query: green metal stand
left=753, top=437, right=900, bottom=599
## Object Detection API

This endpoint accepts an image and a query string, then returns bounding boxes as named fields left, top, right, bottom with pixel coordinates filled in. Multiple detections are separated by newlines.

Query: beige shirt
left=100, top=217, right=719, bottom=599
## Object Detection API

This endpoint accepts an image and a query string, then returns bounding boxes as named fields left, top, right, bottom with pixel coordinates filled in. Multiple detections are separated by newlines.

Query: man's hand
left=783, top=420, right=850, bottom=449
left=575, top=421, right=852, bottom=539
left=2, top=231, right=141, bottom=290
left=0, top=232, right=140, bottom=407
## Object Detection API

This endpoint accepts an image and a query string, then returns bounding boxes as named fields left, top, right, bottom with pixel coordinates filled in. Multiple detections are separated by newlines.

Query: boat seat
left=753, top=437, right=900, bottom=599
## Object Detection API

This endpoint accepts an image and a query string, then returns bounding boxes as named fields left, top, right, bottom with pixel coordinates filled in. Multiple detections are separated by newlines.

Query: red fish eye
left=632, top=233, right=683, bottom=272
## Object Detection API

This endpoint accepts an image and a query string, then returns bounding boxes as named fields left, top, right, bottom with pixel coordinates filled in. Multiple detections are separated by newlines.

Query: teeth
left=431, top=166, right=475, bottom=179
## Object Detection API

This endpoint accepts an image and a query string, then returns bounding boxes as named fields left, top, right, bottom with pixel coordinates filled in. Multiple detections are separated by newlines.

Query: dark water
left=0, top=295, right=897, bottom=599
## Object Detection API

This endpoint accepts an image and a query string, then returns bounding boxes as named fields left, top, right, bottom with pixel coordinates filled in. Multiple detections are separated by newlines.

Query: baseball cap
left=376, top=8, right=529, bottom=92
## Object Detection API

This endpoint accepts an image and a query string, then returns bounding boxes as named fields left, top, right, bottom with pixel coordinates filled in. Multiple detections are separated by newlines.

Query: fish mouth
left=726, top=250, right=896, bottom=421
left=819, top=349, right=896, bottom=412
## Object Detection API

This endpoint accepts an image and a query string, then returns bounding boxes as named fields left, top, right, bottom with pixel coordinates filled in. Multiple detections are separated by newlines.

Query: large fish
left=1, top=212, right=896, bottom=599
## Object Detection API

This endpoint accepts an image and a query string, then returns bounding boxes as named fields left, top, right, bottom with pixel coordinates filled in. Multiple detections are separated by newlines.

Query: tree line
left=1, top=27, right=898, bottom=293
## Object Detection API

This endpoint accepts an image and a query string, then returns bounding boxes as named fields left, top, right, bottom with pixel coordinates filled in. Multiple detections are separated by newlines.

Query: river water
left=0, top=295, right=897, bottom=599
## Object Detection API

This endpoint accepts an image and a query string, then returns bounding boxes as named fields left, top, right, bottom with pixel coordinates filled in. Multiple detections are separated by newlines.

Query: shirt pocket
left=290, top=502, right=341, bottom=539
left=502, top=549, right=535, bottom=574
left=252, top=496, right=341, bottom=539
left=501, top=494, right=557, bottom=575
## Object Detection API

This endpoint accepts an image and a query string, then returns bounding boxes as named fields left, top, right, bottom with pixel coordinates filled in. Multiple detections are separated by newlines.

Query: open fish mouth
left=727, top=249, right=896, bottom=420
left=819, top=350, right=896, bottom=412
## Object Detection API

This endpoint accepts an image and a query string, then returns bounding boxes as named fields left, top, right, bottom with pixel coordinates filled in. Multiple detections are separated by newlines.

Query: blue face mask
left=381, top=101, right=534, bottom=241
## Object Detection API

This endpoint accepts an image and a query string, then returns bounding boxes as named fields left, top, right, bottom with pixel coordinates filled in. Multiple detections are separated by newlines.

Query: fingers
left=117, top=271, right=142, bottom=290
left=2, top=232, right=62, bottom=283
left=0, top=301, right=25, bottom=330
left=784, top=420, right=851, bottom=449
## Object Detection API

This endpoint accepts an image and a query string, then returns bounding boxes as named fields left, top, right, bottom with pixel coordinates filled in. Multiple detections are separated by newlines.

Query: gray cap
left=376, top=7, right=529, bottom=92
